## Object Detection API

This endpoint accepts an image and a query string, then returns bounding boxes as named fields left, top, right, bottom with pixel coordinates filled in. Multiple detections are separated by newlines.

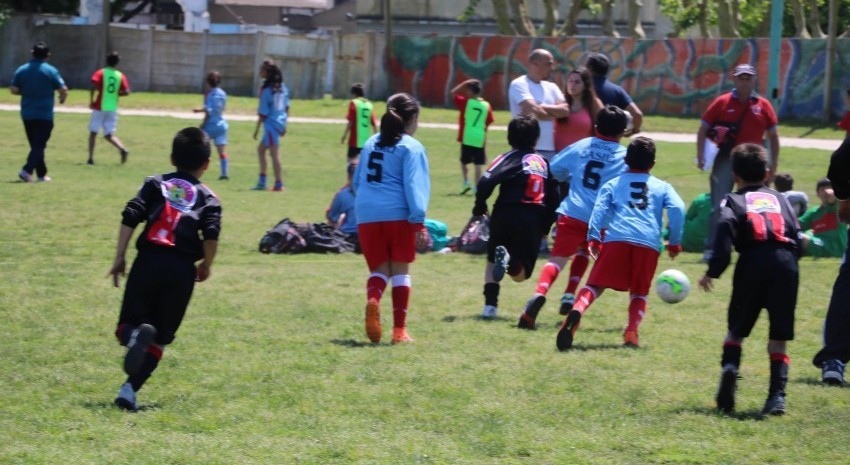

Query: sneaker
left=559, top=293, right=576, bottom=315
left=481, top=304, right=498, bottom=320
left=272, top=181, right=284, bottom=192
left=822, top=359, right=846, bottom=386
left=492, top=245, right=509, bottom=282
left=218, top=175, right=229, bottom=180
left=365, top=299, right=382, bottom=343
left=114, top=382, right=138, bottom=412
left=120, top=149, right=129, bottom=164
left=761, top=393, right=786, bottom=416
left=124, top=324, right=156, bottom=376
left=517, top=295, right=546, bottom=330
left=252, top=183, right=267, bottom=191
left=623, top=329, right=639, bottom=348
left=460, top=180, right=472, bottom=195
left=392, top=327, right=414, bottom=344
left=86, top=159, right=94, bottom=165
left=715, top=364, right=738, bottom=413
left=556, top=309, right=582, bottom=351
left=36, top=176, right=52, bottom=182
left=18, top=170, right=32, bottom=183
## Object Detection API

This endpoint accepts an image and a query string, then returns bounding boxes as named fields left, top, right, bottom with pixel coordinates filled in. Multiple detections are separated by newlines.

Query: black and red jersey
left=122, top=172, right=222, bottom=262
left=708, top=185, right=802, bottom=278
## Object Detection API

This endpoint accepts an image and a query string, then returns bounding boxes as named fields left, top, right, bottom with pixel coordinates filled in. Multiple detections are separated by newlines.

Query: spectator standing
left=554, top=67, right=604, bottom=152
left=584, top=53, right=643, bottom=135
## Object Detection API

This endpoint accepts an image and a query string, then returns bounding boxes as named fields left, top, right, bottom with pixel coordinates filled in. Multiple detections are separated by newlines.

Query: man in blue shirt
left=585, top=53, right=643, bottom=135
left=11, top=41, right=68, bottom=182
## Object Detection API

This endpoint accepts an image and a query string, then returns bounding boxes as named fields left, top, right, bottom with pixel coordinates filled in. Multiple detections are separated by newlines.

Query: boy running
left=699, top=143, right=802, bottom=416
left=557, top=136, right=685, bottom=350
left=88, top=51, right=130, bottom=165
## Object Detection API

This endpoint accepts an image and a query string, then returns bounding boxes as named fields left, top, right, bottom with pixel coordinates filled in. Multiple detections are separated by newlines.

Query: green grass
left=0, top=109, right=848, bottom=464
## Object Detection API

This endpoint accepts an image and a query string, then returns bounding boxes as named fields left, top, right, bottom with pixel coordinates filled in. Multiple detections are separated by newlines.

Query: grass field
left=1, top=99, right=849, bottom=464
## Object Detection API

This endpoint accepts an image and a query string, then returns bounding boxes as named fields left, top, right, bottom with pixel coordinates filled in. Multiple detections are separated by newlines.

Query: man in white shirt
left=508, top=49, right=571, bottom=159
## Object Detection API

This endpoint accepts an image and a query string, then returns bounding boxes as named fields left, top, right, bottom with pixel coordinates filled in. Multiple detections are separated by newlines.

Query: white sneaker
left=481, top=304, right=498, bottom=319
left=114, top=382, right=138, bottom=411
left=36, top=176, right=51, bottom=182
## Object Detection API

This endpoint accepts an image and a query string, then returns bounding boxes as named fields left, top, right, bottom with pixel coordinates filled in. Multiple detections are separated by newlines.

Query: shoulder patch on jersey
left=522, top=153, right=548, bottom=177
left=161, top=178, right=198, bottom=212
left=744, top=191, right=781, bottom=214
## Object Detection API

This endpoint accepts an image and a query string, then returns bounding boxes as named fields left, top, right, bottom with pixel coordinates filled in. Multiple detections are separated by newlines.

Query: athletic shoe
left=392, top=327, right=414, bottom=344
left=114, top=382, right=138, bottom=412
left=18, top=170, right=32, bottom=183
left=492, top=245, right=509, bottom=282
left=120, top=149, right=129, bottom=164
left=481, top=304, right=498, bottom=320
left=460, top=180, right=471, bottom=195
left=272, top=181, right=284, bottom=192
left=124, top=324, right=156, bottom=376
left=252, top=183, right=267, bottom=191
left=517, top=294, right=546, bottom=330
left=86, top=159, right=94, bottom=165
left=822, top=359, right=846, bottom=386
left=761, top=393, right=786, bottom=416
left=517, top=312, right=536, bottom=330
left=715, top=364, right=738, bottom=413
left=623, top=329, right=639, bottom=348
left=365, top=299, right=382, bottom=343
left=559, top=293, right=576, bottom=315
left=218, top=175, right=229, bottom=180
left=36, top=176, right=52, bottom=182
left=556, top=309, right=582, bottom=351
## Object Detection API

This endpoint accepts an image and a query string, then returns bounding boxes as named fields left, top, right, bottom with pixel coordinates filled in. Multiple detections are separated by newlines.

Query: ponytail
left=377, top=93, right=420, bottom=148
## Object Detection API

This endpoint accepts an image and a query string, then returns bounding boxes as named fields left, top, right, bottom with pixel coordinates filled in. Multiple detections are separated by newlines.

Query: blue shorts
left=203, top=123, right=228, bottom=146
left=262, top=121, right=286, bottom=147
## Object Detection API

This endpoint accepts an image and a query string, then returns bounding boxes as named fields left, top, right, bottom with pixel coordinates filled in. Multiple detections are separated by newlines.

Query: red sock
left=566, top=253, right=589, bottom=294
left=627, top=295, right=648, bottom=332
left=770, top=352, right=790, bottom=364
left=535, top=262, right=561, bottom=295
left=220, top=152, right=229, bottom=160
left=573, top=286, right=599, bottom=314
left=391, top=275, right=411, bottom=328
left=366, top=273, right=388, bottom=302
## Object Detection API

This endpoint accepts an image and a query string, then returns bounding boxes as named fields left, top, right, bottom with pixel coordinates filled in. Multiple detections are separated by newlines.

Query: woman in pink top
left=554, top=67, right=604, bottom=152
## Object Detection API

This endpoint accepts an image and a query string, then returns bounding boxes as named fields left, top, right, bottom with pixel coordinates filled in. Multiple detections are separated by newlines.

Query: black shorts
left=460, top=144, right=486, bottom=165
left=347, top=146, right=362, bottom=160
left=487, top=206, right=546, bottom=279
left=728, top=248, right=798, bottom=341
left=117, top=249, right=197, bottom=345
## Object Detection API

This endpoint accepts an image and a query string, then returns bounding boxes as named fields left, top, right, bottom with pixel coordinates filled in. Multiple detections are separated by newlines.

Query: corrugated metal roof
left=214, top=0, right=330, bottom=8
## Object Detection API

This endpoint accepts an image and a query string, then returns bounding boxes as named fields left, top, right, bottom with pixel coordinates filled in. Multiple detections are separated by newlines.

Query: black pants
left=813, top=230, right=850, bottom=367
left=22, top=119, right=54, bottom=178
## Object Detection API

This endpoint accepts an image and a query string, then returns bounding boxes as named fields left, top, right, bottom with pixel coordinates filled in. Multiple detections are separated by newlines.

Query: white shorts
left=89, top=110, right=118, bottom=135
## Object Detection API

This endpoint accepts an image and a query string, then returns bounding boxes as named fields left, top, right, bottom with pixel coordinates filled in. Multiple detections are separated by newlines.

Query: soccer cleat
left=218, top=175, right=229, bottom=180
left=822, top=359, right=846, bottom=386
left=492, top=246, right=509, bottom=282
left=392, top=327, right=414, bottom=344
left=715, top=364, right=738, bottom=413
left=517, top=295, right=546, bottom=330
left=365, top=299, right=382, bottom=343
left=460, top=180, right=472, bottom=195
left=623, top=329, right=640, bottom=348
left=18, top=170, right=32, bottom=183
left=36, top=176, right=52, bottom=182
left=124, top=324, right=156, bottom=376
left=556, top=309, right=582, bottom=351
left=120, top=149, right=129, bottom=164
left=114, top=382, right=138, bottom=412
left=86, top=159, right=94, bottom=165
left=481, top=304, right=498, bottom=320
left=559, top=293, right=576, bottom=315
left=272, top=181, right=284, bottom=192
left=761, top=393, right=786, bottom=416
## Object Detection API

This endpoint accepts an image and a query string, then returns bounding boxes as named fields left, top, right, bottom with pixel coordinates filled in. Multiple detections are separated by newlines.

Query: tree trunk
left=559, top=0, right=585, bottom=36
left=541, top=0, right=558, bottom=36
left=698, top=0, right=711, bottom=38
left=601, top=0, right=619, bottom=37
left=808, top=0, right=826, bottom=38
left=716, top=0, right=740, bottom=37
left=628, top=0, right=646, bottom=38
left=790, top=0, right=811, bottom=37
left=510, top=0, right=537, bottom=36
left=491, top=0, right=518, bottom=35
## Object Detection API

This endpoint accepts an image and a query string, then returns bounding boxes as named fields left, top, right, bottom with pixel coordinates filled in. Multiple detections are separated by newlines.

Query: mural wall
left=389, top=36, right=850, bottom=119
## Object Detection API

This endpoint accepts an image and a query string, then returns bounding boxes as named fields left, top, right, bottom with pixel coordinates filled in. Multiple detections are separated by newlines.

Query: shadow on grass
left=565, top=343, right=632, bottom=352
left=330, top=338, right=383, bottom=348
left=82, top=400, right=161, bottom=412
left=441, top=315, right=515, bottom=323
left=683, top=405, right=769, bottom=421
left=796, top=376, right=848, bottom=388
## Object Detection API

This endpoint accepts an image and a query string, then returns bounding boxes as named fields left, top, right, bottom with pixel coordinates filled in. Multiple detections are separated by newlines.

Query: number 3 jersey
left=707, top=185, right=803, bottom=278
left=353, top=133, right=431, bottom=225
left=549, top=136, right=627, bottom=223
left=587, top=171, right=685, bottom=252
left=122, top=172, right=222, bottom=262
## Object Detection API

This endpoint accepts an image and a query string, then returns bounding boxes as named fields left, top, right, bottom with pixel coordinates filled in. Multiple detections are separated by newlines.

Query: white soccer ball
left=655, top=269, right=691, bottom=304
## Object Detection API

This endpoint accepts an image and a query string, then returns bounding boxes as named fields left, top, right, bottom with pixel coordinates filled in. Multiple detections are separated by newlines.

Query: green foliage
left=657, top=0, right=703, bottom=36
left=458, top=0, right=483, bottom=21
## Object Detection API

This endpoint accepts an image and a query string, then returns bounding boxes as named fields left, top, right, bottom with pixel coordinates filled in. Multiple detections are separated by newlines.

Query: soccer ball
left=655, top=269, right=691, bottom=304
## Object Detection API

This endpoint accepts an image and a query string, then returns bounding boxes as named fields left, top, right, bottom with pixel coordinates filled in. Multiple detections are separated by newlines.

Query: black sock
left=769, top=359, right=789, bottom=396
left=128, top=351, right=161, bottom=392
left=484, top=283, right=500, bottom=307
left=721, top=343, right=742, bottom=369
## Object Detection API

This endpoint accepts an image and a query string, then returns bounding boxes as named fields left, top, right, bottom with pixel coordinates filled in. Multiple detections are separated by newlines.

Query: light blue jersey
left=258, top=84, right=289, bottom=131
left=587, top=171, right=686, bottom=252
left=328, top=185, right=358, bottom=234
left=549, top=137, right=627, bottom=222
left=353, top=133, right=430, bottom=225
left=202, top=87, right=228, bottom=143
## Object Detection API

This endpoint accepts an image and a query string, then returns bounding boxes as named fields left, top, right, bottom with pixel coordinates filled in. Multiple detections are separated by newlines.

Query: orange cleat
left=392, top=327, right=414, bottom=344
left=623, top=329, right=639, bottom=348
left=365, top=299, right=382, bottom=343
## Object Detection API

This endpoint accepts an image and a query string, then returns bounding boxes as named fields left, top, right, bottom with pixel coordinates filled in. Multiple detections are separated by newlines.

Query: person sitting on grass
left=799, top=177, right=847, bottom=258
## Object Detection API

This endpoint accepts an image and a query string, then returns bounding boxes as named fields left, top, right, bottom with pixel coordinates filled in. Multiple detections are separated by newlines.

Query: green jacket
left=681, top=193, right=711, bottom=252
left=799, top=202, right=847, bottom=258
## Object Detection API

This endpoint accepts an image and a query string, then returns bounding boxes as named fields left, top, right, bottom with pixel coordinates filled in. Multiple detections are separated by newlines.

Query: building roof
left=214, top=0, right=329, bottom=8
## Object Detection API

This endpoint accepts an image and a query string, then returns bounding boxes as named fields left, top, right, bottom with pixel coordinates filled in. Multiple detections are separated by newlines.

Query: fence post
left=253, top=31, right=266, bottom=97
left=146, top=26, right=155, bottom=92
left=200, top=30, right=208, bottom=93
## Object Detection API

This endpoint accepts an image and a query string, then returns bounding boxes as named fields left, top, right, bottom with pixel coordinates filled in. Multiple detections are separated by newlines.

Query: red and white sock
left=534, top=262, right=562, bottom=295
left=573, top=286, right=600, bottom=314
left=391, top=274, right=411, bottom=328
left=366, top=272, right=388, bottom=303
left=566, top=252, right=589, bottom=294
left=627, top=294, right=648, bottom=332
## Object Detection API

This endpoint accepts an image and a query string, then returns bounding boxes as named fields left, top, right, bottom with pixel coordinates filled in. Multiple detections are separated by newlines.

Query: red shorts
left=551, top=216, right=589, bottom=258
left=358, top=220, right=417, bottom=270
left=586, top=241, right=659, bottom=295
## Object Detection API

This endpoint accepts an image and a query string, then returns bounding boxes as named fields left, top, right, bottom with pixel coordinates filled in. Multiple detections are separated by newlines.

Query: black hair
left=565, top=67, right=599, bottom=118
left=467, top=80, right=482, bottom=96
left=32, top=41, right=49, bottom=59
left=262, top=63, right=283, bottom=92
left=206, top=70, right=221, bottom=88
left=378, top=93, right=419, bottom=148
left=595, top=105, right=628, bottom=138
left=731, top=143, right=768, bottom=183
left=816, top=177, right=832, bottom=192
left=106, top=51, right=120, bottom=67
left=350, top=83, right=365, bottom=97
left=507, top=115, right=540, bottom=150
left=585, top=53, right=610, bottom=77
left=171, top=127, right=211, bottom=171
left=625, top=136, right=656, bottom=170
left=773, top=172, right=793, bottom=192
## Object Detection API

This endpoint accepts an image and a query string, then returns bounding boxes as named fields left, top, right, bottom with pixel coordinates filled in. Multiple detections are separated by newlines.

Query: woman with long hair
left=554, top=67, right=604, bottom=152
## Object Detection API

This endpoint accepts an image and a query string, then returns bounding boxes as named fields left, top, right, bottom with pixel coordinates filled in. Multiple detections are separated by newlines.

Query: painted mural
left=390, top=36, right=850, bottom=119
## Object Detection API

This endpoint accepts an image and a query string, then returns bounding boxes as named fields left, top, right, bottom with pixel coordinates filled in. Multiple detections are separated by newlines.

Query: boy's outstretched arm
left=196, top=240, right=218, bottom=282
left=108, top=224, right=135, bottom=288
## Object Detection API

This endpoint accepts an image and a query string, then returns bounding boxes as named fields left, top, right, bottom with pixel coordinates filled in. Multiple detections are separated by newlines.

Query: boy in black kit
left=474, top=115, right=560, bottom=319
left=109, top=127, right=221, bottom=411
left=698, top=143, right=802, bottom=416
